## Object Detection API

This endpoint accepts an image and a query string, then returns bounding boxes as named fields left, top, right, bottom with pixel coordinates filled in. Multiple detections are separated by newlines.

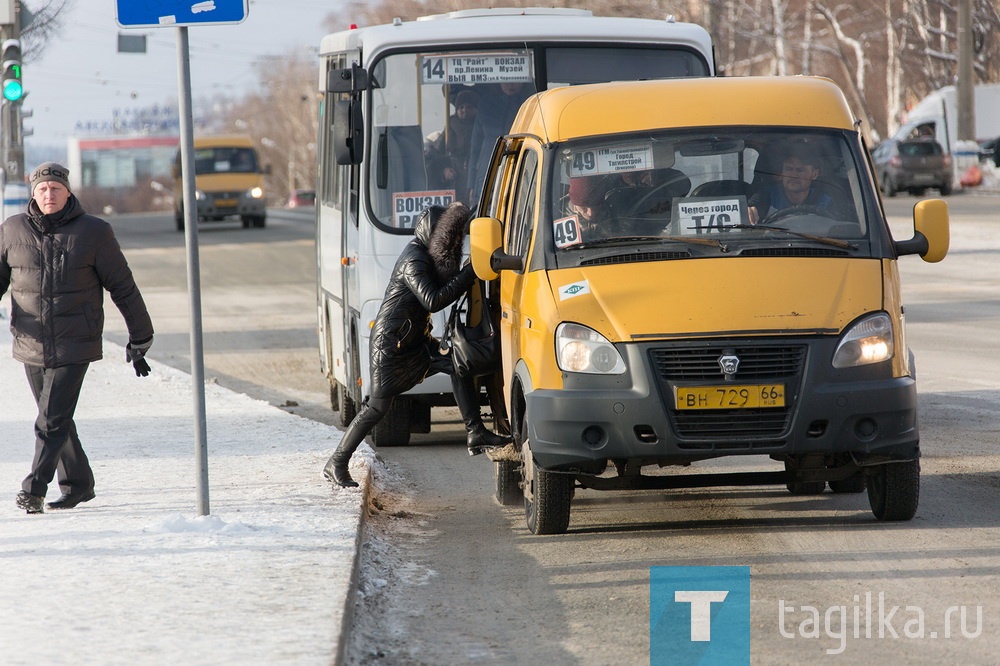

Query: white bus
left=315, top=8, right=715, bottom=446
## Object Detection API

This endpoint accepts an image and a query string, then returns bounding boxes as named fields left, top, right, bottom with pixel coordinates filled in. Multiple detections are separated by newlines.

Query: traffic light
left=2, top=39, right=23, bottom=102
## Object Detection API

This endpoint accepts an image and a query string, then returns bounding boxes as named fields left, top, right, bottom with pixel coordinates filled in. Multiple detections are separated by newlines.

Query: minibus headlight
left=248, top=186, right=264, bottom=199
left=555, top=322, right=626, bottom=375
left=832, top=313, right=894, bottom=368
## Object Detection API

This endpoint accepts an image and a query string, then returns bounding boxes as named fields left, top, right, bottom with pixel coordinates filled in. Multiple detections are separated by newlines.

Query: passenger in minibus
left=748, top=143, right=834, bottom=224
left=426, top=89, right=479, bottom=191
left=567, top=175, right=613, bottom=238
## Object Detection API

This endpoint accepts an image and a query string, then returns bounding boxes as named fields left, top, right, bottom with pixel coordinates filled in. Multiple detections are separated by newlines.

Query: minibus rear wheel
left=494, top=459, right=521, bottom=506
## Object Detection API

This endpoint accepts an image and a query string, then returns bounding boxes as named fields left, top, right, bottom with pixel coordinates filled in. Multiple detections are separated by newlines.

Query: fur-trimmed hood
left=426, top=202, right=471, bottom=282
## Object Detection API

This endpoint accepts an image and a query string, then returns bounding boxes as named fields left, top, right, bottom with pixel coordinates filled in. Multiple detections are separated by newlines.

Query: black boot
left=453, top=375, right=512, bottom=455
left=323, top=399, right=386, bottom=487
left=467, top=422, right=513, bottom=455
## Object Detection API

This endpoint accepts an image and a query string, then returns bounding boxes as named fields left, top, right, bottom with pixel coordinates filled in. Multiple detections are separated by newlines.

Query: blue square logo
left=650, top=566, right=750, bottom=665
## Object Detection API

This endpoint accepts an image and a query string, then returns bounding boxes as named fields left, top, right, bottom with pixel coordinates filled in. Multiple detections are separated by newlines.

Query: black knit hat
left=30, top=162, right=71, bottom=192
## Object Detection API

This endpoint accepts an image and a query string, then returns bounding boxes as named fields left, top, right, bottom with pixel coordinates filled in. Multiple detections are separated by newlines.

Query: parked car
left=872, top=137, right=952, bottom=196
left=287, top=189, right=316, bottom=208
left=978, top=137, right=1000, bottom=167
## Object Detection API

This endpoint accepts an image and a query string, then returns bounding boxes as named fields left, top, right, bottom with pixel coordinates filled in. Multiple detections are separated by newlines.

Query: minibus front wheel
left=522, top=441, right=572, bottom=535
left=867, top=459, right=919, bottom=521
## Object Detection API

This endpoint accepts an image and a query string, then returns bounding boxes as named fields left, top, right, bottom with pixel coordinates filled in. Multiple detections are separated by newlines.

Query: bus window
left=545, top=46, right=710, bottom=86
left=367, top=49, right=534, bottom=231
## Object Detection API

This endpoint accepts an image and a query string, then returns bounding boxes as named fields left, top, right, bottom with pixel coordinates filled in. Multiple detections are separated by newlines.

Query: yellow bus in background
left=173, top=134, right=269, bottom=230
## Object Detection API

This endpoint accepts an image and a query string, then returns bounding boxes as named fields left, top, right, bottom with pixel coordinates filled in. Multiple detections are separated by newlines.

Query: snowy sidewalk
left=0, top=321, right=371, bottom=665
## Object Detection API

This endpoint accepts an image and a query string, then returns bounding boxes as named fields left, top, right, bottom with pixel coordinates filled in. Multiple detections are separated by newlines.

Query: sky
left=22, top=0, right=345, bottom=156
left=0, top=320, right=374, bottom=663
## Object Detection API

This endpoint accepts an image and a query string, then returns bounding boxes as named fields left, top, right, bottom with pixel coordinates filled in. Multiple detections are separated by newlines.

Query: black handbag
left=446, top=280, right=500, bottom=377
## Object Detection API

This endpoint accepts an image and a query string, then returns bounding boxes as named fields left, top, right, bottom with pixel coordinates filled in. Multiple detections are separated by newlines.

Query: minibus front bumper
left=523, top=338, right=919, bottom=473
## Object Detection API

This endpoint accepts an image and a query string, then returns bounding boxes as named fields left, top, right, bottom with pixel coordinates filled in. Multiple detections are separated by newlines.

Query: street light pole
left=956, top=0, right=976, bottom=142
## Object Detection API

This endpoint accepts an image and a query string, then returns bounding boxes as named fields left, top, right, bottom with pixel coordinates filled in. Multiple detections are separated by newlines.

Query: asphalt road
left=102, top=196, right=1000, bottom=664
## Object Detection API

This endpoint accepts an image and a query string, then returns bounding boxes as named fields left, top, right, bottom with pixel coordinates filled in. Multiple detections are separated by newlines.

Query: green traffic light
left=3, top=79, right=22, bottom=101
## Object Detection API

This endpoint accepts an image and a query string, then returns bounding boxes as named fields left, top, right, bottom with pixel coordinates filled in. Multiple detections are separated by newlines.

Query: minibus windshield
left=193, top=147, right=259, bottom=175
left=549, top=128, right=871, bottom=254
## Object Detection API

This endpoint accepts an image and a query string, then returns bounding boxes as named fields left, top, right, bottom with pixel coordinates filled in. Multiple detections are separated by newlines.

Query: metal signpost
left=116, top=1, right=249, bottom=516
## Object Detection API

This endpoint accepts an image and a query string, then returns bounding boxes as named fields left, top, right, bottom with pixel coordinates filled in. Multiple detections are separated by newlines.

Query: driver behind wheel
left=748, top=142, right=834, bottom=224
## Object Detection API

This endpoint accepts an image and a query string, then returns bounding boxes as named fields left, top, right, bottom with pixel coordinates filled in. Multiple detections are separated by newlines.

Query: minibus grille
left=672, top=410, right=792, bottom=442
left=740, top=248, right=850, bottom=257
left=650, top=344, right=806, bottom=440
left=580, top=250, right=691, bottom=266
left=650, top=345, right=805, bottom=380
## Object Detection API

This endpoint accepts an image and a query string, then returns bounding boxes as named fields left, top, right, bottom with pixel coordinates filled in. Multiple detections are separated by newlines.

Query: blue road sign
left=116, top=1, right=249, bottom=28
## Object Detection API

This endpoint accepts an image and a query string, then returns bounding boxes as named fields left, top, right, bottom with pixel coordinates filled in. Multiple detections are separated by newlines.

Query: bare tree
left=18, top=0, right=73, bottom=62
left=216, top=51, right=319, bottom=203
left=318, top=0, right=1000, bottom=144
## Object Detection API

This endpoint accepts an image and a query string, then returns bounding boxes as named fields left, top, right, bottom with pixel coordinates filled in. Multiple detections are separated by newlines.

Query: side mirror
left=895, top=199, right=949, bottom=262
left=470, top=217, right=502, bottom=280
left=470, top=216, right=522, bottom=280
left=333, top=99, right=364, bottom=165
left=262, top=164, right=273, bottom=176
left=327, top=65, right=368, bottom=93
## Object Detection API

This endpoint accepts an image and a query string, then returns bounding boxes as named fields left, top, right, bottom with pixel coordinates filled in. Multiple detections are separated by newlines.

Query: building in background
left=66, top=135, right=178, bottom=190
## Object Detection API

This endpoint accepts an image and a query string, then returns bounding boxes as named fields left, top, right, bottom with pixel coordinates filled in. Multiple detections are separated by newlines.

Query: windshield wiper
left=723, top=224, right=858, bottom=250
left=576, top=235, right=728, bottom=251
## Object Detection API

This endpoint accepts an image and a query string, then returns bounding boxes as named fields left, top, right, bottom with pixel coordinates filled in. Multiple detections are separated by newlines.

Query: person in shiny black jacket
left=323, top=202, right=511, bottom=488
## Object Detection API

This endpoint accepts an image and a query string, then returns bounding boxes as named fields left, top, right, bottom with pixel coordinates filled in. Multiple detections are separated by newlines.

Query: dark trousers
left=21, top=363, right=94, bottom=498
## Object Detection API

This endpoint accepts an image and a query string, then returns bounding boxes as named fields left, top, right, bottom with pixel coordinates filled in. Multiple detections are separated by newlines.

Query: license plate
left=674, top=384, right=785, bottom=410
left=215, top=198, right=238, bottom=208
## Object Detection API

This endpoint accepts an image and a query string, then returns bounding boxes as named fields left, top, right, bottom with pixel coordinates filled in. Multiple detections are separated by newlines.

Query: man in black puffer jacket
left=1, top=162, right=154, bottom=514
left=323, top=202, right=511, bottom=487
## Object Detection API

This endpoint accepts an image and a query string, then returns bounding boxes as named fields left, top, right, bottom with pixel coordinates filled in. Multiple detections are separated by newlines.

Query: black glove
left=126, top=337, right=153, bottom=378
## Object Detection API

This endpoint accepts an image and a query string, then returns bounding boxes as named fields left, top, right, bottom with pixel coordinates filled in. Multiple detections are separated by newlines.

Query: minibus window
left=508, top=150, right=539, bottom=261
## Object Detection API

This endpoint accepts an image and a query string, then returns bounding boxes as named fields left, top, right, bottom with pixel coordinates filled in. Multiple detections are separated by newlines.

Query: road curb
left=332, top=463, right=372, bottom=666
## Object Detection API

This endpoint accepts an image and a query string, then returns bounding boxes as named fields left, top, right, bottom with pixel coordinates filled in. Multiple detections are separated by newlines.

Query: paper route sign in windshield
left=420, top=51, right=533, bottom=85
left=569, top=142, right=654, bottom=177
left=673, top=196, right=748, bottom=234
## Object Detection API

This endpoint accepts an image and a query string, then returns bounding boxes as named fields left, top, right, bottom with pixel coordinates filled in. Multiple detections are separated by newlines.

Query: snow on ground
left=0, top=320, right=373, bottom=665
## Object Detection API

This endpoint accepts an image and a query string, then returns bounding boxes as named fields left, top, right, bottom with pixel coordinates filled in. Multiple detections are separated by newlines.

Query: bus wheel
left=523, top=443, right=572, bottom=535
left=495, top=459, right=521, bottom=506
left=331, top=381, right=356, bottom=427
left=371, top=397, right=411, bottom=447
left=337, top=331, right=361, bottom=427
left=867, top=460, right=919, bottom=521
